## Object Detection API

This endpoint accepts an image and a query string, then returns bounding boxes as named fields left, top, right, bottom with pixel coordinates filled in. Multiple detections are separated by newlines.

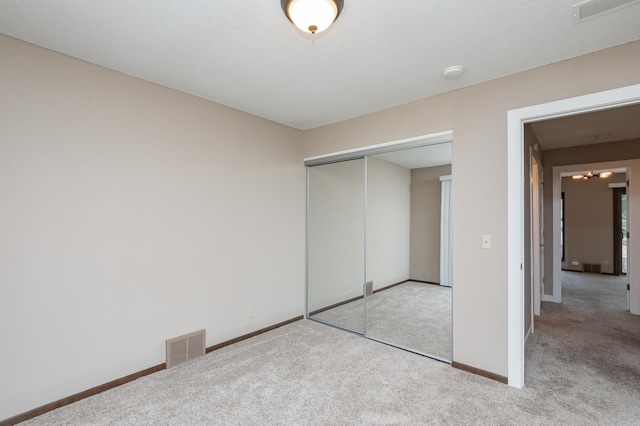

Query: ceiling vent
left=573, top=0, right=640, bottom=23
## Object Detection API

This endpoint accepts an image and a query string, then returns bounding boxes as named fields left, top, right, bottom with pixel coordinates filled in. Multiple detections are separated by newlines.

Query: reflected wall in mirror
left=307, top=158, right=365, bottom=334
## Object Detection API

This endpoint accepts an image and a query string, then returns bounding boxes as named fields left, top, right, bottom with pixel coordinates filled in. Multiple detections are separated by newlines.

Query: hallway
left=525, top=271, right=640, bottom=420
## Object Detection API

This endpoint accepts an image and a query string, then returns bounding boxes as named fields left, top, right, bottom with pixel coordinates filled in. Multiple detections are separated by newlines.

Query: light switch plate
left=482, top=234, right=491, bottom=249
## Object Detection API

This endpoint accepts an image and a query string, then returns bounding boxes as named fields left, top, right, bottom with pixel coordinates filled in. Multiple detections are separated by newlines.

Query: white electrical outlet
left=247, top=307, right=254, bottom=319
left=343, top=281, right=347, bottom=291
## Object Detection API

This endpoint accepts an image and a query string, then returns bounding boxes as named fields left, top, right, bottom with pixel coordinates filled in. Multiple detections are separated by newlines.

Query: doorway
left=507, top=83, right=640, bottom=388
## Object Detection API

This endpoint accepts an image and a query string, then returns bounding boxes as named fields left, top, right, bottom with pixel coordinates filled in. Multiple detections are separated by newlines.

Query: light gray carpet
left=311, top=282, right=451, bottom=360
left=524, top=271, right=640, bottom=422
left=20, top=272, right=640, bottom=425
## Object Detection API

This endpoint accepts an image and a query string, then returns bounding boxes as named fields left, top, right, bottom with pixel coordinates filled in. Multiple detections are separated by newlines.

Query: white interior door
left=531, top=153, right=542, bottom=317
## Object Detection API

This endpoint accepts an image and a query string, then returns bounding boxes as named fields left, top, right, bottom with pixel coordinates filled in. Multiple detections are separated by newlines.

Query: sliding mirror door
left=307, top=158, right=366, bottom=334
left=306, top=138, right=452, bottom=362
left=364, top=144, right=452, bottom=361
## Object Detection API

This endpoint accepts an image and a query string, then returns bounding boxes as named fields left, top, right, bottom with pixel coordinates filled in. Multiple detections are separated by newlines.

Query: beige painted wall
left=561, top=174, right=626, bottom=273
left=303, top=41, right=640, bottom=376
left=410, top=164, right=451, bottom=282
left=0, top=35, right=305, bottom=420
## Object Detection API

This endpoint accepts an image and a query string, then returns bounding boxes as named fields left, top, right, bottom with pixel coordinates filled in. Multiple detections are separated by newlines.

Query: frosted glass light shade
left=282, top=0, right=344, bottom=34
left=571, top=171, right=613, bottom=180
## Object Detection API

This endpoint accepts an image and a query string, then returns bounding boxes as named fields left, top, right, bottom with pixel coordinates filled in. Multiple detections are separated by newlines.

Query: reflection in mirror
left=306, top=141, right=453, bottom=362
left=364, top=143, right=452, bottom=360
left=307, top=158, right=365, bottom=334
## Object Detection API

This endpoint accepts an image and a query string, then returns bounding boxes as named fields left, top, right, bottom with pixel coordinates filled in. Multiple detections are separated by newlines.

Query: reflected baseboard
left=408, top=279, right=441, bottom=286
left=308, top=295, right=364, bottom=317
left=373, top=279, right=410, bottom=294
left=309, top=279, right=444, bottom=317
left=309, top=279, right=411, bottom=316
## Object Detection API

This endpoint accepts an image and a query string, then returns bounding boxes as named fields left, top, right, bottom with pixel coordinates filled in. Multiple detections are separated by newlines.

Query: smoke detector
left=442, top=66, right=465, bottom=80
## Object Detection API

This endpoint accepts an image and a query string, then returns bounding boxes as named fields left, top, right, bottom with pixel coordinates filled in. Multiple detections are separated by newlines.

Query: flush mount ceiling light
left=571, top=171, right=613, bottom=180
left=281, top=0, right=344, bottom=34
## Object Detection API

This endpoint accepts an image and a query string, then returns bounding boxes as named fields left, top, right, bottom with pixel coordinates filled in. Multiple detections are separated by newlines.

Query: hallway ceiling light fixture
left=281, top=0, right=344, bottom=34
left=571, top=171, right=613, bottom=180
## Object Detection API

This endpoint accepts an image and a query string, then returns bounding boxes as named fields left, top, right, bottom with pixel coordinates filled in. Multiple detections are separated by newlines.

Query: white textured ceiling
left=531, top=104, right=640, bottom=151
left=374, top=143, right=452, bottom=170
left=1, top=1, right=640, bottom=130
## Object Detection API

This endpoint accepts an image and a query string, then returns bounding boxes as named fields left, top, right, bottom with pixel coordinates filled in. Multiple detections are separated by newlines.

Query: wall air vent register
left=166, top=329, right=206, bottom=368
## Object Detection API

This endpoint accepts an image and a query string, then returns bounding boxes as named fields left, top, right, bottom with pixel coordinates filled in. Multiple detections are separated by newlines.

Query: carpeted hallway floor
left=524, top=271, right=640, bottom=421
left=18, top=272, right=640, bottom=425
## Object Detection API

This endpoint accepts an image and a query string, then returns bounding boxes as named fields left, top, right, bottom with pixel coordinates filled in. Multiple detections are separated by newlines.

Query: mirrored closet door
left=307, top=158, right=366, bottom=334
left=306, top=141, right=453, bottom=362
